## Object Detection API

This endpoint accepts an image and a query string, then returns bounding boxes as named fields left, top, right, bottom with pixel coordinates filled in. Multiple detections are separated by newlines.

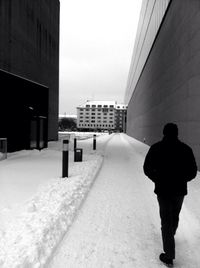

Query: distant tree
left=59, top=117, right=77, bottom=131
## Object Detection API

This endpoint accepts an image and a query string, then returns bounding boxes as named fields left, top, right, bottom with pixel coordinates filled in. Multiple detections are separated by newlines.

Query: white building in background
left=77, top=100, right=127, bottom=132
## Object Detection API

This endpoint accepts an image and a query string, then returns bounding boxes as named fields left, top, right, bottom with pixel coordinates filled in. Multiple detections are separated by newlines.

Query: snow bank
left=0, top=154, right=103, bottom=268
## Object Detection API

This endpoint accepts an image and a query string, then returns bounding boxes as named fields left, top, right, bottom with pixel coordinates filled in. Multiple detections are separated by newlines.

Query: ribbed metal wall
left=125, top=0, right=170, bottom=104
left=126, top=0, right=200, bottom=168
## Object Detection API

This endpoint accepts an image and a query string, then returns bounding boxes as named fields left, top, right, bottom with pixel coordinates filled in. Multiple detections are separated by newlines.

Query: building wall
left=125, top=0, right=170, bottom=104
left=77, top=101, right=116, bottom=131
left=115, top=105, right=127, bottom=132
left=77, top=101, right=127, bottom=131
left=126, top=0, right=200, bottom=168
left=0, top=0, right=59, bottom=140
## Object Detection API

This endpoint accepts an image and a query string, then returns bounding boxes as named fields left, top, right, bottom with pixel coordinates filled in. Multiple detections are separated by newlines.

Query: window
left=92, top=105, right=96, bottom=107
left=104, top=105, right=108, bottom=107
left=98, top=105, right=102, bottom=107
left=86, top=105, right=90, bottom=107
left=92, top=109, right=95, bottom=111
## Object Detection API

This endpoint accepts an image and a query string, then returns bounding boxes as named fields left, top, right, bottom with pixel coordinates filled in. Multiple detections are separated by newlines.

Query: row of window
left=79, top=120, right=114, bottom=123
left=79, top=117, right=120, bottom=120
left=79, top=106, right=127, bottom=110
left=79, top=109, right=114, bottom=112
left=79, top=111, right=125, bottom=116
left=80, top=112, right=114, bottom=115
left=80, top=113, right=114, bottom=116
left=85, top=105, right=114, bottom=108
left=116, top=106, right=127, bottom=109
left=78, top=124, right=114, bottom=128
left=80, top=116, right=114, bottom=120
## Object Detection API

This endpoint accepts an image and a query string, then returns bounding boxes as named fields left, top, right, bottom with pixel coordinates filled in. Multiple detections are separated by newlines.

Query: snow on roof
left=77, top=101, right=127, bottom=109
left=77, top=100, right=122, bottom=108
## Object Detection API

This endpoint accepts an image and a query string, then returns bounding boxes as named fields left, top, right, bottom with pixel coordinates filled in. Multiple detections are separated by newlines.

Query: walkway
left=48, top=134, right=200, bottom=268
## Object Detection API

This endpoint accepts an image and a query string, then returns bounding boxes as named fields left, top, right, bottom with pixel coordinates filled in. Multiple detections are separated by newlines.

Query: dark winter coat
left=143, top=137, right=197, bottom=196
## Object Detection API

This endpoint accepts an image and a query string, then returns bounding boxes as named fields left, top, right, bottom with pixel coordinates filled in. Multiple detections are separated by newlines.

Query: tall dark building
left=125, top=0, right=200, bottom=168
left=0, top=0, right=59, bottom=151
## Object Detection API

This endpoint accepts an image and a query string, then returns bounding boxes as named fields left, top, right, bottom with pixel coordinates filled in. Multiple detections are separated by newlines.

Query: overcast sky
left=59, top=0, right=142, bottom=115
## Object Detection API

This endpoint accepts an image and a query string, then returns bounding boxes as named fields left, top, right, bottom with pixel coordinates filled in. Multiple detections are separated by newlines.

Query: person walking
left=143, top=123, right=197, bottom=267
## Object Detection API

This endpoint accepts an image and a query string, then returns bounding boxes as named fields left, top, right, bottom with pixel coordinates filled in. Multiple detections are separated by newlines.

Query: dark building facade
left=125, top=0, right=200, bottom=168
left=0, top=0, right=59, bottom=151
left=115, top=104, right=127, bottom=133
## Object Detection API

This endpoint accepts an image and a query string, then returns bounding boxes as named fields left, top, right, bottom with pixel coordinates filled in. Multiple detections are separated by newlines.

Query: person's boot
left=159, top=253, right=173, bottom=267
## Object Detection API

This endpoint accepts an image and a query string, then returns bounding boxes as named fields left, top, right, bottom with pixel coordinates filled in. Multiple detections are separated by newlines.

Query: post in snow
left=93, top=134, right=96, bottom=150
left=62, top=139, right=69, bottom=178
left=74, top=137, right=77, bottom=151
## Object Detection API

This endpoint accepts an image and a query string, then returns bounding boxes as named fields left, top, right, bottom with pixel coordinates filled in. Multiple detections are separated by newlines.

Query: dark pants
left=157, top=195, right=184, bottom=259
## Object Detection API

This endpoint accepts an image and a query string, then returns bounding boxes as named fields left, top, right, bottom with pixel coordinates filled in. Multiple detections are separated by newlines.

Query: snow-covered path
left=48, top=134, right=162, bottom=267
left=0, top=133, right=199, bottom=267
left=47, top=133, right=200, bottom=268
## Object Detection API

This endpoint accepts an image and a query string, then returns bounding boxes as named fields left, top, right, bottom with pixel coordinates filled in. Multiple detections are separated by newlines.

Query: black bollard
left=93, top=134, right=96, bottom=150
left=62, top=139, right=69, bottom=178
left=74, top=137, right=77, bottom=151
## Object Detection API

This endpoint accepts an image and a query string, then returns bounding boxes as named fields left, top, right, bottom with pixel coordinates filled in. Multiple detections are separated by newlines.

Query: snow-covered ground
left=0, top=133, right=200, bottom=267
left=48, top=134, right=200, bottom=268
left=0, top=132, right=110, bottom=267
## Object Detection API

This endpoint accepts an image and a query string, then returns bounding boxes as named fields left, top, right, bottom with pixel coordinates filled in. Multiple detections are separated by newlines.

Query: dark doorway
left=0, top=69, right=49, bottom=151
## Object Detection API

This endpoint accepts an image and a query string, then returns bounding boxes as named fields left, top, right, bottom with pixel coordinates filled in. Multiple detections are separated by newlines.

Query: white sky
left=59, top=0, right=143, bottom=115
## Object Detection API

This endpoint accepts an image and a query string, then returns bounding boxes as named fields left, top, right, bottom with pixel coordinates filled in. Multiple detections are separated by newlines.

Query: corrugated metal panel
left=125, top=0, right=170, bottom=104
